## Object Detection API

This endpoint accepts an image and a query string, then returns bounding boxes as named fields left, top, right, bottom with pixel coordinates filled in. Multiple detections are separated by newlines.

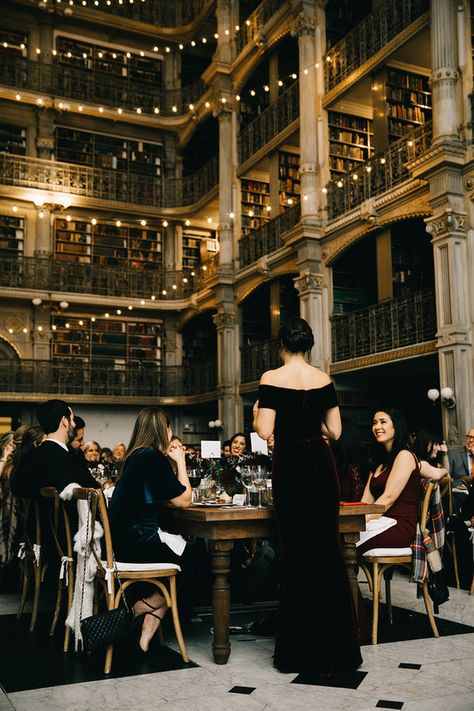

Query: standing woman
left=108, top=407, right=196, bottom=653
left=253, top=317, right=361, bottom=675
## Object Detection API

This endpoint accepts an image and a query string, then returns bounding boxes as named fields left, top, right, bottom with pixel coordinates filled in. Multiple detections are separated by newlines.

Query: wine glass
left=239, top=466, right=255, bottom=507
left=253, top=466, right=267, bottom=508
left=188, top=468, right=202, bottom=503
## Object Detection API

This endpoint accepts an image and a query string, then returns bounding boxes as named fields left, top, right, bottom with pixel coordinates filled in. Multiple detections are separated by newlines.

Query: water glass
left=239, top=466, right=255, bottom=507
left=253, top=466, right=267, bottom=507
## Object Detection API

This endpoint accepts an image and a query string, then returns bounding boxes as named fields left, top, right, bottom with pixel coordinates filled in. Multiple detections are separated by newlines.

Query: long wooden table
left=166, top=503, right=384, bottom=665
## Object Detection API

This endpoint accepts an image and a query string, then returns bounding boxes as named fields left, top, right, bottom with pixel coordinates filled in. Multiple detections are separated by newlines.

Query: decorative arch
left=0, top=335, right=22, bottom=360
left=237, top=269, right=299, bottom=305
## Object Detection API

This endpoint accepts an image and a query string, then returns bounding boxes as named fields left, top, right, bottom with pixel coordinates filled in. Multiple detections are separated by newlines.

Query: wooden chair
left=360, top=481, right=441, bottom=645
left=16, top=497, right=47, bottom=632
left=73, top=487, right=189, bottom=674
left=439, top=475, right=460, bottom=588
left=39, top=487, right=75, bottom=652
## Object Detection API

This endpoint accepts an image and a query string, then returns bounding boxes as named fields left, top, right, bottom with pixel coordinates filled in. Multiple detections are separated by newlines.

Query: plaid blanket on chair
left=412, top=480, right=445, bottom=583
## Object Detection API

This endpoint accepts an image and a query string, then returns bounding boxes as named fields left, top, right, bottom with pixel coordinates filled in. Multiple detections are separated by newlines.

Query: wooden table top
left=168, top=503, right=385, bottom=522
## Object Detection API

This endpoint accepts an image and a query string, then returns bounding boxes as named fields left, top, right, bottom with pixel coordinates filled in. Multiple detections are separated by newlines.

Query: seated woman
left=83, top=440, right=101, bottom=464
left=331, top=417, right=369, bottom=502
left=108, top=406, right=201, bottom=652
left=229, top=432, right=247, bottom=457
left=357, top=408, right=422, bottom=556
left=413, top=428, right=450, bottom=481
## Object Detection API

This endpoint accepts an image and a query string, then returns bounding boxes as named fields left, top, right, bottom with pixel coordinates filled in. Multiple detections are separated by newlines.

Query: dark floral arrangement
left=185, top=451, right=272, bottom=497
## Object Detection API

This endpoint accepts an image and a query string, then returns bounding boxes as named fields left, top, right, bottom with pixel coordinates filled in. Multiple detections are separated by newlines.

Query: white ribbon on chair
left=104, top=567, right=115, bottom=595
left=17, top=542, right=25, bottom=559
left=33, top=544, right=41, bottom=566
left=59, top=555, right=73, bottom=586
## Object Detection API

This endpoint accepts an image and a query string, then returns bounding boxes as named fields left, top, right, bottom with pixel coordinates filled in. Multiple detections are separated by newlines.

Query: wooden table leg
left=341, top=531, right=360, bottom=620
left=209, top=539, right=234, bottom=664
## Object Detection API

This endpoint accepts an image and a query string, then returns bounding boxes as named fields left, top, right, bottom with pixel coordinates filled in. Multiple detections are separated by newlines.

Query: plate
left=192, top=502, right=234, bottom=507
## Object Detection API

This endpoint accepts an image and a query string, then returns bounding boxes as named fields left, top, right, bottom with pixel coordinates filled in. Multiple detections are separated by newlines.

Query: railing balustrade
left=238, top=203, right=300, bottom=268
left=0, top=358, right=217, bottom=398
left=0, top=54, right=206, bottom=117
left=0, top=152, right=218, bottom=209
left=325, top=121, right=432, bottom=221
left=0, top=255, right=200, bottom=300
left=331, top=288, right=436, bottom=362
left=237, top=0, right=287, bottom=52
left=324, top=0, right=429, bottom=91
left=238, top=81, right=299, bottom=164
left=241, top=338, right=280, bottom=384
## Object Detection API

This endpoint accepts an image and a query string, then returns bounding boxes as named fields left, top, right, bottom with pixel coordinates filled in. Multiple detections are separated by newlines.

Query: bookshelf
left=327, top=111, right=373, bottom=179
left=241, top=178, right=270, bottom=237
left=391, top=226, right=433, bottom=297
left=54, top=218, right=163, bottom=269
left=0, top=214, right=25, bottom=255
left=182, top=227, right=217, bottom=268
left=55, top=128, right=162, bottom=176
left=0, top=123, right=27, bottom=155
left=52, top=316, right=162, bottom=365
left=279, top=151, right=300, bottom=207
left=56, top=36, right=162, bottom=85
left=386, top=69, right=431, bottom=141
left=0, top=30, right=28, bottom=56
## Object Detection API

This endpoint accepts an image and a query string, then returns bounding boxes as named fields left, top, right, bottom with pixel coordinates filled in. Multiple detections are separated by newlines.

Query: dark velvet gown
left=258, top=383, right=362, bottom=674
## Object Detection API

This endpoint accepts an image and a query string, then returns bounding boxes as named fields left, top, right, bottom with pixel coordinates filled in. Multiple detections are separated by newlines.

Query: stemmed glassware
left=188, top=468, right=203, bottom=503
left=239, top=466, right=256, bottom=507
left=253, top=465, right=267, bottom=508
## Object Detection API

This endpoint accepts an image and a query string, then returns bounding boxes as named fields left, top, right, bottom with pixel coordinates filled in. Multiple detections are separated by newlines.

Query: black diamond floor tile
left=398, top=663, right=422, bottom=670
left=292, top=670, right=367, bottom=689
left=0, top=612, right=198, bottom=693
left=228, top=686, right=256, bottom=694
left=376, top=701, right=404, bottom=710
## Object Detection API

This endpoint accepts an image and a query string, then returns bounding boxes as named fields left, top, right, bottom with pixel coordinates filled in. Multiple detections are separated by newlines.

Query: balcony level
left=0, top=358, right=217, bottom=404
left=238, top=203, right=300, bottom=270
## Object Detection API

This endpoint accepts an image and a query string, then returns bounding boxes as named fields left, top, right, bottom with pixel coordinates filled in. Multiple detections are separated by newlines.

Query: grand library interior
left=0, top=1, right=473, bottom=710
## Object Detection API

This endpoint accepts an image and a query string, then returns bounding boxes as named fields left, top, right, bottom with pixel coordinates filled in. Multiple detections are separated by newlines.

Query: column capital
left=425, top=210, right=466, bottom=238
left=291, top=12, right=316, bottom=39
left=294, top=272, right=323, bottom=295
left=213, top=311, right=237, bottom=330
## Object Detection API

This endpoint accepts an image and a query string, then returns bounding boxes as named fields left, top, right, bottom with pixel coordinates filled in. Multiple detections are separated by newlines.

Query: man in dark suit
left=448, top=428, right=474, bottom=515
left=12, top=400, right=97, bottom=498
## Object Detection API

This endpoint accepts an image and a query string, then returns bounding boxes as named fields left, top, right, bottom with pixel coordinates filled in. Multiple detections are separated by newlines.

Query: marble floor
left=0, top=573, right=473, bottom=711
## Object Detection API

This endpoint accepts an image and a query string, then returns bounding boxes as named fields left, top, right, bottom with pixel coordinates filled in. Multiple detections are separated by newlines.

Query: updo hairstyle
left=278, top=317, right=314, bottom=354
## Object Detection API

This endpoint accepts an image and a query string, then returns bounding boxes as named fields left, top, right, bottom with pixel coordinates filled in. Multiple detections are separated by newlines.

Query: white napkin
left=356, top=516, right=397, bottom=547
left=157, top=528, right=186, bottom=556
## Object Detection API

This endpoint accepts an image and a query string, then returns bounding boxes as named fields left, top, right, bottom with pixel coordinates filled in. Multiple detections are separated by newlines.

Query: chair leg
left=17, top=561, right=31, bottom=618
left=371, top=562, right=379, bottom=645
left=383, top=567, right=394, bottom=625
left=450, top=535, right=460, bottom=590
left=63, top=562, right=74, bottom=652
left=421, top=582, right=440, bottom=638
left=360, top=564, right=373, bottom=593
left=469, top=572, right=474, bottom=596
left=29, top=563, right=42, bottom=632
left=50, top=577, right=63, bottom=636
left=168, top=576, right=189, bottom=663
left=104, top=644, right=114, bottom=675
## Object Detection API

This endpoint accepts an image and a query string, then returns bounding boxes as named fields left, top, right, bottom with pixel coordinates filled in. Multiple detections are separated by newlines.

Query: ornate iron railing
left=324, top=0, right=429, bottom=91
left=331, top=288, right=436, bottom=362
left=325, top=121, right=432, bottom=221
left=28, top=0, right=210, bottom=27
left=0, top=54, right=206, bottom=117
left=0, top=255, right=199, bottom=300
left=0, top=358, right=217, bottom=398
left=0, top=152, right=218, bottom=208
left=238, top=0, right=287, bottom=52
left=241, top=338, right=280, bottom=384
left=238, top=81, right=299, bottom=163
left=238, top=203, right=300, bottom=268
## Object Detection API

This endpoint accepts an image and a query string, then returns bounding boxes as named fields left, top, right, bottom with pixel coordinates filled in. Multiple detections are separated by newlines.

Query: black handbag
left=427, top=569, right=449, bottom=608
left=81, top=607, right=138, bottom=653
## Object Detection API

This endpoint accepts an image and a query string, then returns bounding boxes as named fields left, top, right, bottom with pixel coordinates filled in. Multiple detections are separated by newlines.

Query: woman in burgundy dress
left=253, top=317, right=362, bottom=675
left=358, top=408, right=421, bottom=556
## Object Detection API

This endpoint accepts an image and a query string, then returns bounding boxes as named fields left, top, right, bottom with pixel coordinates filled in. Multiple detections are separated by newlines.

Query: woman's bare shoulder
left=260, top=368, right=283, bottom=385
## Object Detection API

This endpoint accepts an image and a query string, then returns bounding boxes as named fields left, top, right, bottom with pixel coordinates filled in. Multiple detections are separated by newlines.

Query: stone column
left=216, top=100, right=234, bottom=267
left=291, top=7, right=324, bottom=223
left=34, top=207, right=51, bottom=256
left=213, top=294, right=242, bottom=438
left=426, top=204, right=473, bottom=444
left=430, top=0, right=461, bottom=143
left=163, top=221, right=176, bottom=271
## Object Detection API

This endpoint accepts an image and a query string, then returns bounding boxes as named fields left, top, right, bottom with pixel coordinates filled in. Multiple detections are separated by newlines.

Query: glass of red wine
left=188, top=468, right=203, bottom=503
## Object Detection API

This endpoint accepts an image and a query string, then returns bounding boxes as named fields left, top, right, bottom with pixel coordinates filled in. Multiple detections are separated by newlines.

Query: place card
left=201, top=440, right=221, bottom=458
left=250, top=432, right=268, bottom=455
left=233, top=494, right=246, bottom=506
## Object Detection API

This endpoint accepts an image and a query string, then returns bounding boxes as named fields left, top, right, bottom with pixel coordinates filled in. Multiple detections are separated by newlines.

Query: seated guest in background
left=222, top=440, right=231, bottom=458
left=112, top=442, right=126, bottom=463
left=448, top=428, right=474, bottom=514
left=331, top=417, right=369, bottom=502
left=83, top=440, right=101, bottom=464
left=230, top=432, right=247, bottom=457
left=461, top=483, right=474, bottom=525
left=0, top=425, right=44, bottom=568
left=69, top=416, right=86, bottom=459
left=0, top=433, right=15, bottom=478
left=100, top=447, right=113, bottom=465
left=358, top=408, right=421, bottom=557
left=108, top=407, right=207, bottom=652
left=413, top=428, right=449, bottom=481
left=12, top=399, right=97, bottom=498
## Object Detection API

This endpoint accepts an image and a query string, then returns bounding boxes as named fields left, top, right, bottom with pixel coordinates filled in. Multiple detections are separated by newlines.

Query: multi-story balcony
left=0, top=153, right=218, bottom=209
left=238, top=82, right=299, bottom=165
left=324, top=0, right=429, bottom=94
left=325, top=122, right=432, bottom=222
left=241, top=339, right=280, bottom=385
left=331, top=288, right=436, bottom=363
left=238, top=204, right=300, bottom=269
left=237, top=0, right=287, bottom=53
left=0, top=54, right=206, bottom=117
left=0, top=255, right=201, bottom=300
left=0, top=359, right=217, bottom=400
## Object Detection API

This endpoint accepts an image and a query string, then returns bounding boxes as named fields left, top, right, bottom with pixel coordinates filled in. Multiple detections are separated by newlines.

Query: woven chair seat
left=362, top=547, right=412, bottom=557
left=100, top=561, right=181, bottom=573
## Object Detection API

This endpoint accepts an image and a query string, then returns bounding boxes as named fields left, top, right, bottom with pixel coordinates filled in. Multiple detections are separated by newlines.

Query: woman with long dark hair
left=108, top=407, right=194, bottom=652
left=331, top=417, right=369, bottom=502
left=357, top=408, right=422, bottom=555
left=253, top=316, right=361, bottom=675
